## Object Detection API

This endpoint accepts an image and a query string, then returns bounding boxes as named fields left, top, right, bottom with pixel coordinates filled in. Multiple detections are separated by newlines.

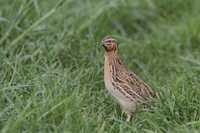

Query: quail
left=101, top=36, right=156, bottom=121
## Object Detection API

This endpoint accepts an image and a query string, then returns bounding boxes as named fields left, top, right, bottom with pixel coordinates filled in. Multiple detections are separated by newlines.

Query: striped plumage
left=102, top=36, right=156, bottom=121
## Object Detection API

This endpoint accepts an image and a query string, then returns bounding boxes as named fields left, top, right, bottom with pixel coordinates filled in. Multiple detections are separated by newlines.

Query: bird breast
left=104, top=55, right=132, bottom=103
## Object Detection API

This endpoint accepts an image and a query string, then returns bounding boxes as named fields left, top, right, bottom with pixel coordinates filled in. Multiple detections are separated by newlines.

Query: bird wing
left=112, top=70, right=156, bottom=102
left=126, top=71, right=155, bottom=98
left=109, top=55, right=156, bottom=102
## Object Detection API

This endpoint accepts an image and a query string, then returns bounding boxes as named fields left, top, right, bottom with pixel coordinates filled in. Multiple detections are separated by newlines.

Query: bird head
left=101, top=36, right=118, bottom=52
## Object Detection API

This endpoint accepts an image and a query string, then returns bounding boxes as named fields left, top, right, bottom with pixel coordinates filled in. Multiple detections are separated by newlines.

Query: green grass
left=0, top=0, right=200, bottom=132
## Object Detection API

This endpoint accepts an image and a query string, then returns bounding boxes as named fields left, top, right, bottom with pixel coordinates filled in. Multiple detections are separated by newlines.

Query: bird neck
left=105, top=50, right=123, bottom=66
left=105, top=50, right=118, bottom=60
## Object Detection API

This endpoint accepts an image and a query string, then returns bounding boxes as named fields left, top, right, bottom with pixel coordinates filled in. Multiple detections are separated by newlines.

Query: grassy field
left=0, top=0, right=200, bottom=132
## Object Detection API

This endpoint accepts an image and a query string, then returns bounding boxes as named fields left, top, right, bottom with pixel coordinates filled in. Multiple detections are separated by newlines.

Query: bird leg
left=126, top=113, right=132, bottom=122
left=122, top=110, right=133, bottom=122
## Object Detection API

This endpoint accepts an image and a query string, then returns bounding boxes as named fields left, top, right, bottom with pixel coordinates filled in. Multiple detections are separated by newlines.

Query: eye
left=106, top=40, right=112, bottom=44
left=108, top=40, right=112, bottom=43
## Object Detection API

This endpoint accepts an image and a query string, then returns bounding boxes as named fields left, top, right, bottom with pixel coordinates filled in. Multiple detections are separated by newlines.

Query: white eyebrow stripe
left=104, top=38, right=116, bottom=42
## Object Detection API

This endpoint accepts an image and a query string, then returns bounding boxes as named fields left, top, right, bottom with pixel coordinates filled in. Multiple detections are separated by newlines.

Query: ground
left=0, top=0, right=200, bottom=132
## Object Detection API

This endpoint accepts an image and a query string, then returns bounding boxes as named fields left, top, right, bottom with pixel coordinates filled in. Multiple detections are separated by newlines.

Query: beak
left=101, top=40, right=106, bottom=47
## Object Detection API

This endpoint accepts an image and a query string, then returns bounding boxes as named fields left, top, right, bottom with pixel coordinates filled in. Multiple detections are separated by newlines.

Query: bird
left=101, top=36, right=157, bottom=122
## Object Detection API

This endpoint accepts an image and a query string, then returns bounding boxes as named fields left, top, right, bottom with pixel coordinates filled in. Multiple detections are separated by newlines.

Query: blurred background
left=0, top=0, right=200, bottom=132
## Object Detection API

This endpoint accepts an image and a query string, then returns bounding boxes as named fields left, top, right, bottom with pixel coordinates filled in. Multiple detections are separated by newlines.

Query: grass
left=0, top=0, right=200, bottom=132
